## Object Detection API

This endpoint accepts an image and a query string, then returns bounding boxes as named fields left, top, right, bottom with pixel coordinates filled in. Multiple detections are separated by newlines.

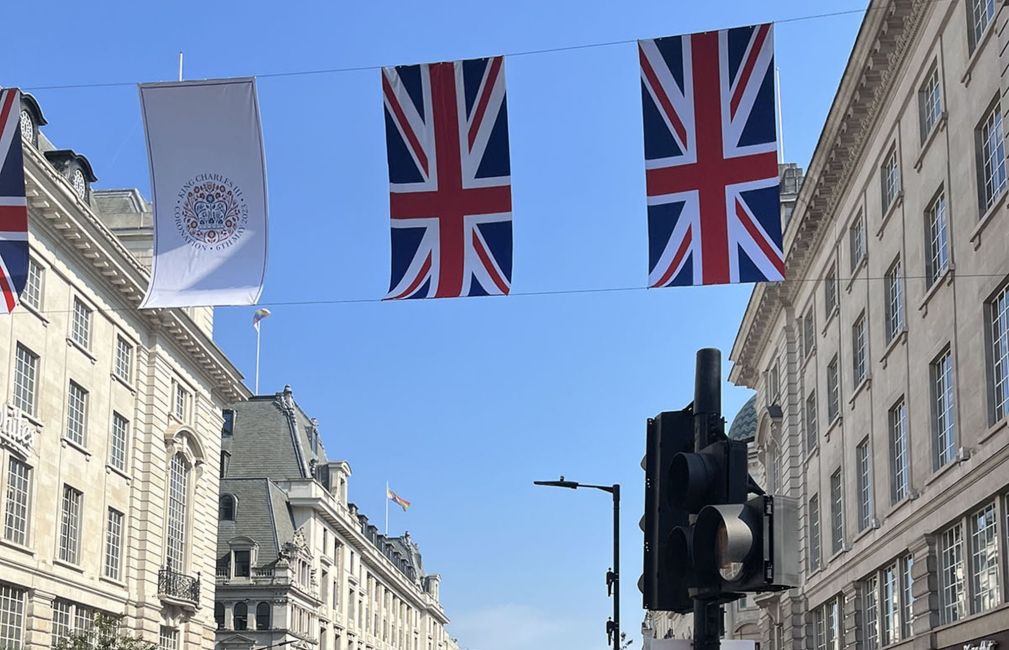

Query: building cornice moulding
left=22, top=144, right=249, bottom=403
left=731, top=0, right=929, bottom=387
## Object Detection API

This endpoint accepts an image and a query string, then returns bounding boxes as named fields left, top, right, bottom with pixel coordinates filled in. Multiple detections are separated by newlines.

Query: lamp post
left=534, top=477, right=622, bottom=647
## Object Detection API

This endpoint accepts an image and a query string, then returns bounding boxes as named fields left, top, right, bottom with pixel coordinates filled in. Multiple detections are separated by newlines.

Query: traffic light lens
left=715, top=521, right=745, bottom=581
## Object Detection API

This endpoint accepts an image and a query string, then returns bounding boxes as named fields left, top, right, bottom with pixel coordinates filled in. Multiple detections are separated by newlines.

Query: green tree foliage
left=53, top=614, right=157, bottom=650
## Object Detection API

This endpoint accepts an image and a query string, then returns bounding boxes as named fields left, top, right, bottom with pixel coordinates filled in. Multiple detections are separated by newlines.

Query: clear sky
left=4, top=2, right=864, bottom=648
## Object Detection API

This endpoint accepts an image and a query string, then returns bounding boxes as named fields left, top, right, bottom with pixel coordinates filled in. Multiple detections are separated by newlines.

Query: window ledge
left=880, top=329, right=907, bottom=368
left=846, top=257, right=867, bottom=293
left=99, top=575, right=128, bottom=590
left=66, top=337, right=97, bottom=363
left=21, top=411, right=44, bottom=429
left=803, top=445, right=820, bottom=466
left=876, top=192, right=904, bottom=240
left=852, top=521, right=878, bottom=544
left=111, top=373, right=137, bottom=395
left=886, top=493, right=916, bottom=519
left=821, top=306, right=839, bottom=336
left=914, top=112, right=947, bottom=171
left=827, top=545, right=847, bottom=563
left=19, top=301, right=49, bottom=326
left=54, top=558, right=84, bottom=573
left=970, top=190, right=1008, bottom=250
left=824, top=415, right=842, bottom=441
left=61, top=437, right=92, bottom=459
left=0, top=538, right=34, bottom=556
left=925, top=452, right=968, bottom=487
left=961, top=22, right=995, bottom=87
left=919, top=265, right=955, bottom=316
left=106, top=464, right=131, bottom=481
left=849, top=375, right=871, bottom=408
left=979, top=417, right=1008, bottom=445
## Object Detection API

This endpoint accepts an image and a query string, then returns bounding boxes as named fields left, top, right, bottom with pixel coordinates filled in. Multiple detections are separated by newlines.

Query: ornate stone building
left=215, top=387, right=458, bottom=650
left=0, top=95, right=247, bottom=648
left=729, top=0, right=1009, bottom=647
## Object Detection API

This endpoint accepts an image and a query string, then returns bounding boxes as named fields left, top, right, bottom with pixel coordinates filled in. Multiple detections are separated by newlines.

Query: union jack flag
left=382, top=56, right=512, bottom=299
left=0, top=88, right=28, bottom=313
left=640, top=24, right=783, bottom=287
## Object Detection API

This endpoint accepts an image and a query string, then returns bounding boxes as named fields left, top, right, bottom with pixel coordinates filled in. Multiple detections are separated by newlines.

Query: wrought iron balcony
left=158, top=566, right=200, bottom=607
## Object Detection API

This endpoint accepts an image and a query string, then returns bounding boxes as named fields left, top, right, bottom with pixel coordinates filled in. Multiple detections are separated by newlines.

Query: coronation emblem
left=175, top=174, right=249, bottom=251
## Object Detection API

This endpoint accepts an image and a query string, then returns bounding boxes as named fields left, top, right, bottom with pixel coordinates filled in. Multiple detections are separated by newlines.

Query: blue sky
left=5, top=2, right=863, bottom=647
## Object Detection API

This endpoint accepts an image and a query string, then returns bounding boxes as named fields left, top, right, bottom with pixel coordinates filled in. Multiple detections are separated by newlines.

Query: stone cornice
left=23, top=144, right=249, bottom=403
left=730, top=0, right=930, bottom=388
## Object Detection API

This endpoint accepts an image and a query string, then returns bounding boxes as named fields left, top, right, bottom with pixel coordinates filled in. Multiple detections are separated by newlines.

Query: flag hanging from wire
left=387, top=487, right=411, bottom=511
left=640, top=24, right=783, bottom=287
left=382, top=56, right=513, bottom=299
left=0, top=88, right=28, bottom=314
left=138, top=78, right=269, bottom=308
left=252, top=307, right=271, bottom=331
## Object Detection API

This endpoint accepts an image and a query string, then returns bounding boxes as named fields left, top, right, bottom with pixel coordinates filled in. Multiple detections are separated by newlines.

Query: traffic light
left=640, top=408, right=693, bottom=613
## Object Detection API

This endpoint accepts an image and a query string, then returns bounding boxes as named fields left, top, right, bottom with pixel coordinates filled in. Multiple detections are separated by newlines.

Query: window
left=166, top=454, right=189, bottom=571
left=931, top=348, right=957, bottom=468
left=925, top=190, right=950, bottom=286
left=173, top=381, right=192, bottom=422
left=22, top=258, right=43, bottom=311
left=849, top=214, right=866, bottom=270
left=159, top=627, right=178, bottom=650
left=52, top=599, right=96, bottom=647
left=234, top=549, right=251, bottom=577
left=939, top=523, right=965, bottom=624
left=12, top=343, right=38, bottom=416
left=220, top=494, right=236, bottom=521
left=969, top=0, right=996, bottom=49
left=814, top=597, right=841, bottom=650
left=852, top=313, right=867, bottom=385
left=234, top=602, right=248, bottom=631
left=803, top=307, right=815, bottom=358
left=256, top=602, right=271, bottom=630
left=59, top=485, right=83, bottom=565
left=808, top=494, right=821, bottom=572
left=863, top=574, right=879, bottom=650
left=805, top=390, right=818, bottom=454
left=827, top=355, right=840, bottom=423
left=3, top=458, right=31, bottom=546
left=978, top=101, right=1007, bottom=212
left=214, top=603, right=225, bottom=630
left=66, top=381, right=89, bottom=447
left=824, top=264, right=838, bottom=318
left=220, top=451, right=230, bottom=479
left=969, top=502, right=1000, bottom=613
left=856, top=439, right=873, bottom=531
left=0, top=583, right=25, bottom=649
left=919, top=64, right=942, bottom=140
left=767, top=360, right=780, bottom=404
left=110, top=412, right=129, bottom=472
left=830, top=469, right=843, bottom=554
left=104, top=508, right=124, bottom=581
left=114, top=336, right=133, bottom=383
left=885, top=258, right=904, bottom=341
left=222, top=409, right=235, bottom=436
left=901, top=554, right=915, bottom=638
left=881, top=146, right=900, bottom=212
left=881, top=564, right=899, bottom=645
left=990, top=283, right=1009, bottom=423
left=889, top=399, right=910, bottom=503
left=71, top=297, right=91, bottom=349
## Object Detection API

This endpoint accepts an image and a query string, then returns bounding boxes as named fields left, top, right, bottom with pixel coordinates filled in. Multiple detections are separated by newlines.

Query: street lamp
left=534, top=476, right=623, bottom=648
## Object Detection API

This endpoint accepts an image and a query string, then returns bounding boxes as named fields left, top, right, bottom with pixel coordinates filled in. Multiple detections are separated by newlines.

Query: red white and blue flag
left=382, top=56, right=513, bottom=299
left=640, top=24, right=783, bottom=287
left=0, top=89, right=28, bottom=314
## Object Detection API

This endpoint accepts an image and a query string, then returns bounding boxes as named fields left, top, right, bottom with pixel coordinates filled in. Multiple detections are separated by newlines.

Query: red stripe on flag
left=729, top=25, right=770, bottom=118
left=0, top=266, right=16, bottom=313
left=0, top=206, right=28, bottom=232
left=0, top=91, right=17, bottom=138
left=735, top=200, right=785, bottom=276
left=472, top=229, right=509, bottom=294
left=467, top=57, right=503, bottom=150
left=383, top=73, right=430, bottom=176
left=653, top=225, right=692, bottom=288
left=639, top=46, right=688, bottom=151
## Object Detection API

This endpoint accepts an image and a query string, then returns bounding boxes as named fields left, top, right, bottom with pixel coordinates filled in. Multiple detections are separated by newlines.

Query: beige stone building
left=0, top=95, right=247, bottom=648
left=215, top=387, right=458, bottom=650
left=729, top=0, right=1009, bottom=647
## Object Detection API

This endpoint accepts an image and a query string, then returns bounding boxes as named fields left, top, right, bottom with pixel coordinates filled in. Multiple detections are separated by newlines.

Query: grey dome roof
left=727, top=395, right=757, bottom=441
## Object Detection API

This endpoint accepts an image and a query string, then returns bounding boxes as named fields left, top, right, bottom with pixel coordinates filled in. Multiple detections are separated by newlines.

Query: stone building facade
left=729, top=0, right=1009, bottom=647
left=0, top=96, right=246, bottom=648
left=215, top=387, right=458, bottom=650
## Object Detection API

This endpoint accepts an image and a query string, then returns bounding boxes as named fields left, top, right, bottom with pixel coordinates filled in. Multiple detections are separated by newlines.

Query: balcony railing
left=158, top=566, right=200, bottom=606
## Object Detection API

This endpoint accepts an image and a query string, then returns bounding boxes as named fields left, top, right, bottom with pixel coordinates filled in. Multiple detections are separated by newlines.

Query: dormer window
left=18, top=94, right=46, bottom=148
left=71, top=169, right=87, bottom=200
left=219, top=494, right=236, bottom=521
left=43, top=150, right=97, bottom=202
left=19, top=110, right=34, bottom=146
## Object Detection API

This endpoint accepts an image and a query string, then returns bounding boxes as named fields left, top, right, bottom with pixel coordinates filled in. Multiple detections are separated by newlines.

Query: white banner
left=139, top=78, right=268, bottom=308
left=646, top=640, right=756, bottom=650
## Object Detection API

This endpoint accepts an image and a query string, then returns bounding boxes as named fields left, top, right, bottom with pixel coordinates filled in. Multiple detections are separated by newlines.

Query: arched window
left=166, top=453, right=190, bottom=571
left=214, top=602, right=225, bottom=630
left=219, top=494, right=236, bottom=521
left=234, top=602, right=248, bottom=631
left=256, top=602, right=271, bottom=630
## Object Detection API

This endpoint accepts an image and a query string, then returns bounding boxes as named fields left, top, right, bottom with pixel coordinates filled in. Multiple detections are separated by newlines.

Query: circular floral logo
left=174, top=174, right=249, bottom=251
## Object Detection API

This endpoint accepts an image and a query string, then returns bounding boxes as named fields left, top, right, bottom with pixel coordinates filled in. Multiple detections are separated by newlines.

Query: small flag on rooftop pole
left=387, top=486, right=411, bottom=512
left=252, top=307, right=271, bottom=331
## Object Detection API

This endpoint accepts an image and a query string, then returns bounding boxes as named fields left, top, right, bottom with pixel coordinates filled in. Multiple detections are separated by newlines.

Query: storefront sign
left=0, top=404, right=35, bottom=456
left=964, top=642, right=997, bottom=650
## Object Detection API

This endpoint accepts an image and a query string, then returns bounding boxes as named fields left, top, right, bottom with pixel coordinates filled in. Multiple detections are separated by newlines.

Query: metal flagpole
left=178, top=51, right=184, bottom=82
left=775, top=65, right=785, bottom=163
left=385, top=482, right=390, bottom=535
left=255, top=324, right=261, bottom=394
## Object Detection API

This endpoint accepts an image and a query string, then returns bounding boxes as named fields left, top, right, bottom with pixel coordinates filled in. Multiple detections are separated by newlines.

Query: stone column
left=842, top=583, right=861, bottom=650
left=24, top=589, right=55, bottom=650
left=909, top=535, right=939, bottom=650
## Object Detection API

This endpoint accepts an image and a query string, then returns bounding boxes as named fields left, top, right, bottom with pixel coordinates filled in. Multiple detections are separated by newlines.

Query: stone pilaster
left=909, top=535, right=938, bottom=650
left=24, top=589, right=55, bottom=650
left=842, top=583, right=861, bottom=650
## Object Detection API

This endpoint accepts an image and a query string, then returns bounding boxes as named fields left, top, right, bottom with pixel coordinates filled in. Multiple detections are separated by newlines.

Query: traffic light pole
left=693, top=348, right=724, bottom=650
left=694, top=600, right=723, bottom=650
left=612, top=483, right=620, bottom=648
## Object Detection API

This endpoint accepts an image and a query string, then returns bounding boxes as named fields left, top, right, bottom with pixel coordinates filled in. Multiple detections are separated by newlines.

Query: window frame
left=65, top=380, right=89, bottom=448
left=987, top=282, right=1009, bottom=425
left=70, top=296, right=92, bottom=350
left=114, top=336, right=134, bottom=384
left=823, top=263, right=838, bottom=320
left=827, top=355, right=840, bottom=424
left=919, top=63, right=943, bottom=142
left=830, top=469, right=844, bottom=555
left=881, top=145, right=900, bottom=213
left=808, top=494, right=822, bottom=572
left=104, top=508, right=125, bottom=582
left=852, top=312, right=868, bottom=385
left=22, top=257, right=43, bottom=312
left=59, top=484, right=83, bottom=565
left=12, top=343, right=39, bottom=417
left=889, top=398, right=910, bottom=503
left=925, top=189, right=950, bottom=287
left=968, top=0, right=997, bottom=51
left=109, top=411, right=130, bottom=473
left=849, top=213, right=866, bottom=271
left=977, top=97, right=1007, bottom=215
left=3, top=457, right=32, bottom=546
left=885, top=256, right=905, bottom=342
left=805, top=389, right=818, bottom=454
left=931, top=346, right=957, bottom=469
left=856, top=438, right=874, bottom=532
